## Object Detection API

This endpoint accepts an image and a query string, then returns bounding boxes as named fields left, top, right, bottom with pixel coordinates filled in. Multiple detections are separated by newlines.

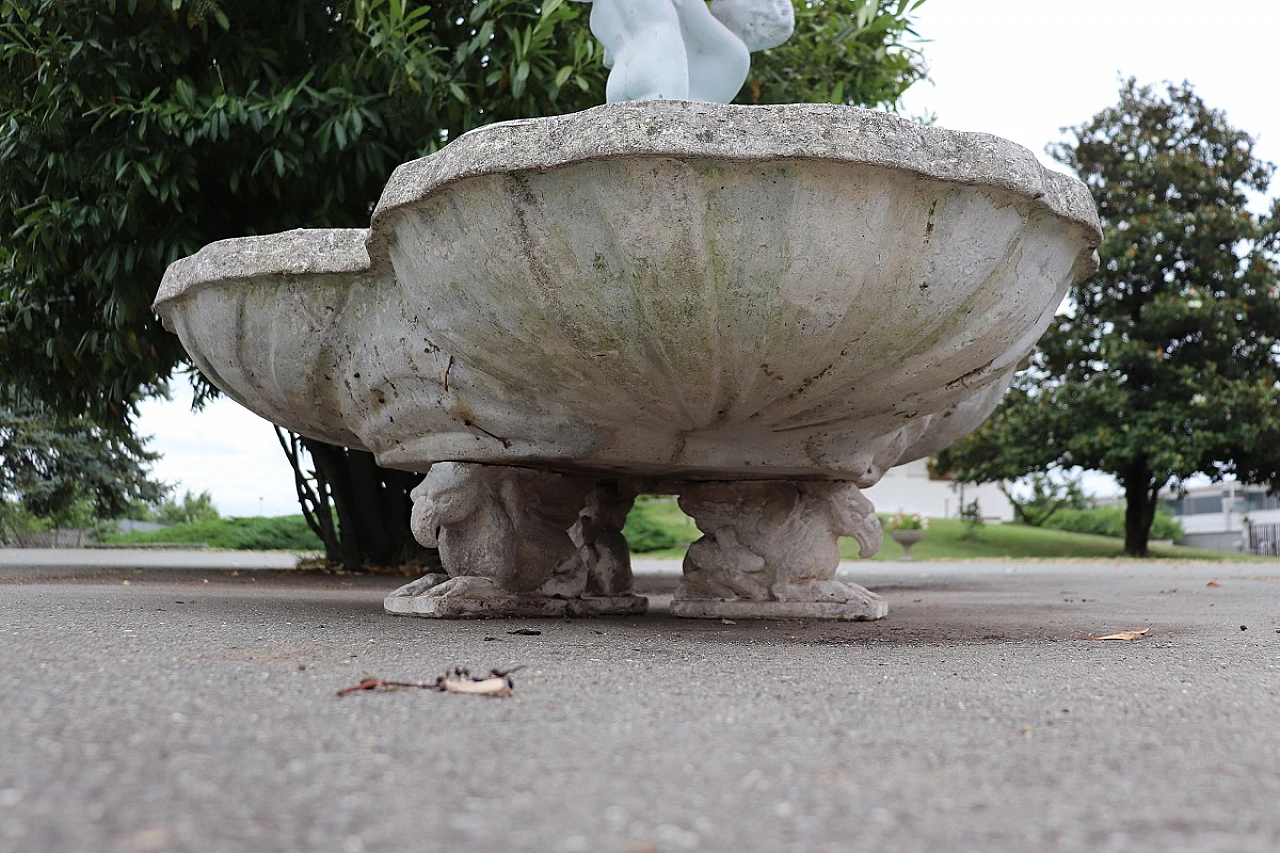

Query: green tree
left=0, top=498, right=46, bottom=546
left=999, top=471, right=1089, bottom=528
left=156, top=489, right=221, bottom=525
left=1, top=0, right=929, bottom=568
left=0, top=401, right=168, bottom=543
left=935, top=80, right=1280, bottom=556
left=748, top=0, right=927, bottom=107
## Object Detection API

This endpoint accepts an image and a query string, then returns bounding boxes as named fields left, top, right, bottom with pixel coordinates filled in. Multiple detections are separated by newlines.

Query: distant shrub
left=156, top=490, right=221, bottom=525
left=622, top=501, right=681, bottom=553
left=620, top=496, right=705, bottom=553
left=1043, top=506, right=1182, bottom=541
left=0, top=501, right=48, bottom=545
left=959, top=498, right=984, bottom=541
left=104, top=515, right=323, bottom=551
left=1004, top=472, right=1091, bottom=526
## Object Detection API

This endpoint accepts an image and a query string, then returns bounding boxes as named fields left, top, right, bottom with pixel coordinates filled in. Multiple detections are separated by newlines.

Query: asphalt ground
left=2, top=551, right=1279, bottom=852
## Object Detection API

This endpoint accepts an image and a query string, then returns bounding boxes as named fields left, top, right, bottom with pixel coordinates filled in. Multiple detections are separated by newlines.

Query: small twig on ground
left=337, top=666, right=523, bottom=698
left=336, top=676, right=430, bottom=696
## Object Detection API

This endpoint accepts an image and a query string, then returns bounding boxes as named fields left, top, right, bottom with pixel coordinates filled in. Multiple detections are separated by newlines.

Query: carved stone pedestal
left=387, top=464, right=889, bottom=621
left=671, top=481, right=888, bottom=621
left=385, top=463, right=647, bottom=619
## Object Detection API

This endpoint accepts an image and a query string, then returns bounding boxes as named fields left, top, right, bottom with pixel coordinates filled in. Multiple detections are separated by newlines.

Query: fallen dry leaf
left=1081, top=628, right=1150, bottom=641
left=441, top=675, right=512, bottom=697
left=1206, top=581, right=1222, bottom=588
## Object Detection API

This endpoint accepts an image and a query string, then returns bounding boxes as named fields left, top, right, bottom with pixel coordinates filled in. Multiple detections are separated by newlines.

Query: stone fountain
left=155, top=0, right=1101, bottom=621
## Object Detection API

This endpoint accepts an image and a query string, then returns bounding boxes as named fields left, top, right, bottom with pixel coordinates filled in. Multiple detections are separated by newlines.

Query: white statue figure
left=571, top=0, right=795, bottom=103
left=674, top=480, right=887, bottom=619
left=406, top=462, right=591, bottom=594
left=569, top=481, right=638, bottom=596
left=386, top=463, right=648, bottom=617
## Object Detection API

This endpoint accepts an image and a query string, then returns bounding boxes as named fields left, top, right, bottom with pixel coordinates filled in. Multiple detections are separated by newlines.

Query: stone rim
left=155, top=102, right=1102, bottom=311
left=371, top=100, right=1101, bottom=249
left=154, top=228, right=371, bottom=319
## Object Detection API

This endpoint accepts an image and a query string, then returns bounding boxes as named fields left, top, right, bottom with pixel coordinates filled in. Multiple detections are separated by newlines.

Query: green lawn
left=631, top=502, right=1270, bottom=563
left=104, top=502, right=1272, bottom=563
left=104, top=515, right=323, bottom=551
left=854, top=517, right=1269, bottom=562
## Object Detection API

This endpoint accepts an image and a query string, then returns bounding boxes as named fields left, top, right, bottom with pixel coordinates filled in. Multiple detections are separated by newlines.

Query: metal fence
left=1244, top=522, right=1280, bottom=556
left=5, top=529, right=90, bottom=548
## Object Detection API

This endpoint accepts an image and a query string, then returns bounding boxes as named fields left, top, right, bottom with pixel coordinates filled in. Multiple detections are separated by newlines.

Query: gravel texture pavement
left=2, top=553, right=1279, bottom=852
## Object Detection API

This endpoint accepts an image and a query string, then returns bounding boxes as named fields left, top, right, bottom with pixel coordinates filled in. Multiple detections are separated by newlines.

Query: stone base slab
left=386, top=593, right=648, bottom=619
left=671, top=594, right=888, bottom=621
left=384, top=576, right=648, bottom=618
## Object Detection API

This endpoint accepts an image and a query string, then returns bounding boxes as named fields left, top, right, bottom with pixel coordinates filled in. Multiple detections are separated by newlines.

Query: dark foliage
left=936, top=80, right=1280, bottom=556
left=2, top=0, right=929, bottom=567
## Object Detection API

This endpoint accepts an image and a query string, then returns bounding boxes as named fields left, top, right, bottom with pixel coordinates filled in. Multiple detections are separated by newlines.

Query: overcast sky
left=136, top=0, right=1280, bottom=517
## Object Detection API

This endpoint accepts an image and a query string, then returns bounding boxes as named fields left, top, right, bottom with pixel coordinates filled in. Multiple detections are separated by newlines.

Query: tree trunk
left=276, top=428, right=339, bottom=556
left=278, top=431, right=441, bottom=573
left=1122, top=467, right=1164, bottom=557
left=306, top=439, right=440, bottom=570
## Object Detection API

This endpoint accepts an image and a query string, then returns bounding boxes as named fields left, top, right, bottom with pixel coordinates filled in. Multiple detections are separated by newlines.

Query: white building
left=866, top=465, right=1280, bottom=552
left=1161, top=481, right=1280, bottom=553
left=863, top=457, right=1014, bottom=522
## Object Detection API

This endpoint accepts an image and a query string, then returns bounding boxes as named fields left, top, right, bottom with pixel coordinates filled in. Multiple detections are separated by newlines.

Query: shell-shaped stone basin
left=156, top=101, right=1101, bottom=486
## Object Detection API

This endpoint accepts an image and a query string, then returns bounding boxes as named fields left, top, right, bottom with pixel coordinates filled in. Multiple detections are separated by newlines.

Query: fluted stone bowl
left=156, top=101, right=1100, bottom=485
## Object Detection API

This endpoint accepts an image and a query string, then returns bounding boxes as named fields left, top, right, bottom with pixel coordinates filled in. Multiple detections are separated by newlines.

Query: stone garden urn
left=890, top=529, right=925, bottom=562
left=156, top=100, right=1101, bottom=621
